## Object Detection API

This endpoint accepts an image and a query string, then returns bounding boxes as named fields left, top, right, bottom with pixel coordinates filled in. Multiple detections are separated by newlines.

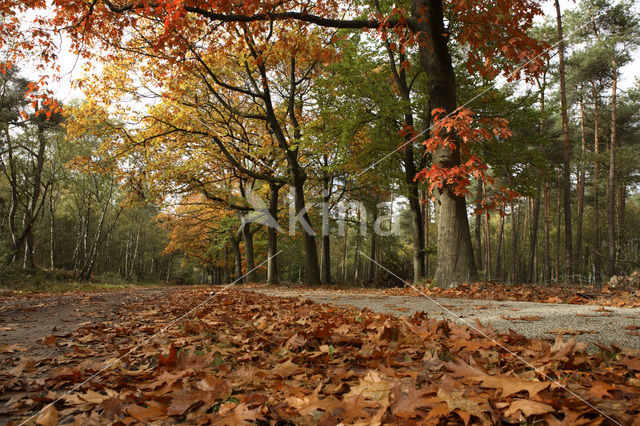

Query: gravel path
left=248, top=288, right=640, bottom=348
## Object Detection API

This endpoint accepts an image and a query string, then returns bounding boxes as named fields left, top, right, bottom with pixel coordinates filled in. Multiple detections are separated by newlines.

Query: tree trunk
left=424, top=195, right=430, bottom=277
left=267, top=183, right=280, bottom=284
left=484, top=210, right=491, bottom=280
left=555, top=0, right=573, bottom=282
left=543, top=182, right=551, bottom=283
left=230, top=233, right=242, bottom=281
left=576, top=97, right=587, bottom=281
left=341, top=207, right=349, bottom=282
left=368, top=200, right=378, bottom=283
left=412, top=0, right=477, bottom=287
left=529, top=190, right=541, bottom=283
left=353, top=207, right=361, bottom=286
left=49, top=191, right=55, bottom=269
left=320, top=180, right=331, bottom=284
left=241, top=220, right=256, bottom=282
left=592, top=88, right=602, bottom=283
left=290, top=174, right=321, bottom=285
left=606, top=59, right=617, bottom=278
left=494, top=209, right=505, bottom=280
left=408, top=186, right=425, bottom=282
left=474, top=180, right=483, bottom=271
left=616, top=182, right=626, bottom=273
left=511, top=200, right=518, bottom=284
left=555, top=172, right=562, bottom=282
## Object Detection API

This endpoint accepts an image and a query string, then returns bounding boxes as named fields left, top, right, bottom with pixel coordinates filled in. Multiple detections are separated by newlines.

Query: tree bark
left=555, top=172, right=562, bottom=282
left=267, top=183, right=280, bottom=284
left=424, top=195, right=430, bottom=277
left=495, top=209, right=505, bottom=280
left=367, top=200, right=378, bottom=283
left=555, top=0, right=573, bottom=282
left=543, top=182, right=551, bottom=283
left=341, top=207, right=349, bottom=282
left=592, top=88, right=602, bottom=283
left=474, top=180, right=483, bottom=271
left=511, top=200, right=519, bottom=284
left=230, top=233, right=242, bottom=281
left=576, top=96, right=587, bottom=281
left=320, top=179, right=331, bottom=284
left=412, top=0, right=477, bottom=287
left=529, top=190, right=541, bottom=283
left=241, top=220, right=255, bottom=282
left=616, top=182, right=626, bottom=273
left=408, top=188, right=425, bottom=281
left=353, top=207, right=361, bottom=285
left=606, top=59, right=617, bottom=278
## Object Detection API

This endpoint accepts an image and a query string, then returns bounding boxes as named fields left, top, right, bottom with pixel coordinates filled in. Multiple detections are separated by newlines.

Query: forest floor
left=1, top=285, right=640, bottom=424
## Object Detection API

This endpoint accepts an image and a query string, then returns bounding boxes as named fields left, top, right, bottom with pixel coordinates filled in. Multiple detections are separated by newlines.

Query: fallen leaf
left=437, top=388, right=488, bottom=422
left=35, top=405, right=58, bottom=426
left=345, top=371, right=392, bottom=404
left=473, top=375, right=550, bottom=398
left=504, top=398, right=554, bottom=418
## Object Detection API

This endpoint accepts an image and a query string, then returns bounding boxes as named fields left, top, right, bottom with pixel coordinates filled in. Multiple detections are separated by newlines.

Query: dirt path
left=248, top=288, right=640, bottom=348
left=0, top=287, right=176, bottom=360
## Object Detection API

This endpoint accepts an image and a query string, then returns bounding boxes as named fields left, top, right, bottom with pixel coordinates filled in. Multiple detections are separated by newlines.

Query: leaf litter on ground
left=1, top=288, right=640, bottom=425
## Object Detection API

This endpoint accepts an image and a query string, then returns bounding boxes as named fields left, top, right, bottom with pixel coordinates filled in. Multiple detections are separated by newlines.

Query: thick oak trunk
left=411, top=0, right=476, bottom=287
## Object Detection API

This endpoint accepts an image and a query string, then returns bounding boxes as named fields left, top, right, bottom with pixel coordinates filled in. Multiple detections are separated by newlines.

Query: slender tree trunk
left=408, top=187, right=425, bottom=282
left=241, top=221, right=255, bottom=282
left=592, top=89, right=602, bottom=283
left=495, top=209, right=505, bottom=280
left=606, top=59, right=617, bottom=278
left=267, top=183, right=280, bottom=284
left=543, top=182, right=551, bottom=283
left=555, top=172, right=562, bottom=282
left=425, top=196, right=430, bottom=277
left=484, top=210, right=491, bottom=280
left=320, top=180, right=331, bottom=284
left=474, top=180, right=483, bottom=272
left=555, top=0, right=572, bottom=282
left=412, top=0, right=477, bottom=287
left=529, top=190, right=541, bottom=283
left=576, top=97, right=587, bottom=282
left=49, top=191, right=55, bottom=269
left=368, top=200, right=378, bottom=283
left=616, top=182, right=626, bottom=273
left=230, top=233, right=242, bottom=280
left=511, top=200, right=518, bottom=284
left=353, top=207, right=361, bottom=285
left=341, top=207, right=349, bottom=282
